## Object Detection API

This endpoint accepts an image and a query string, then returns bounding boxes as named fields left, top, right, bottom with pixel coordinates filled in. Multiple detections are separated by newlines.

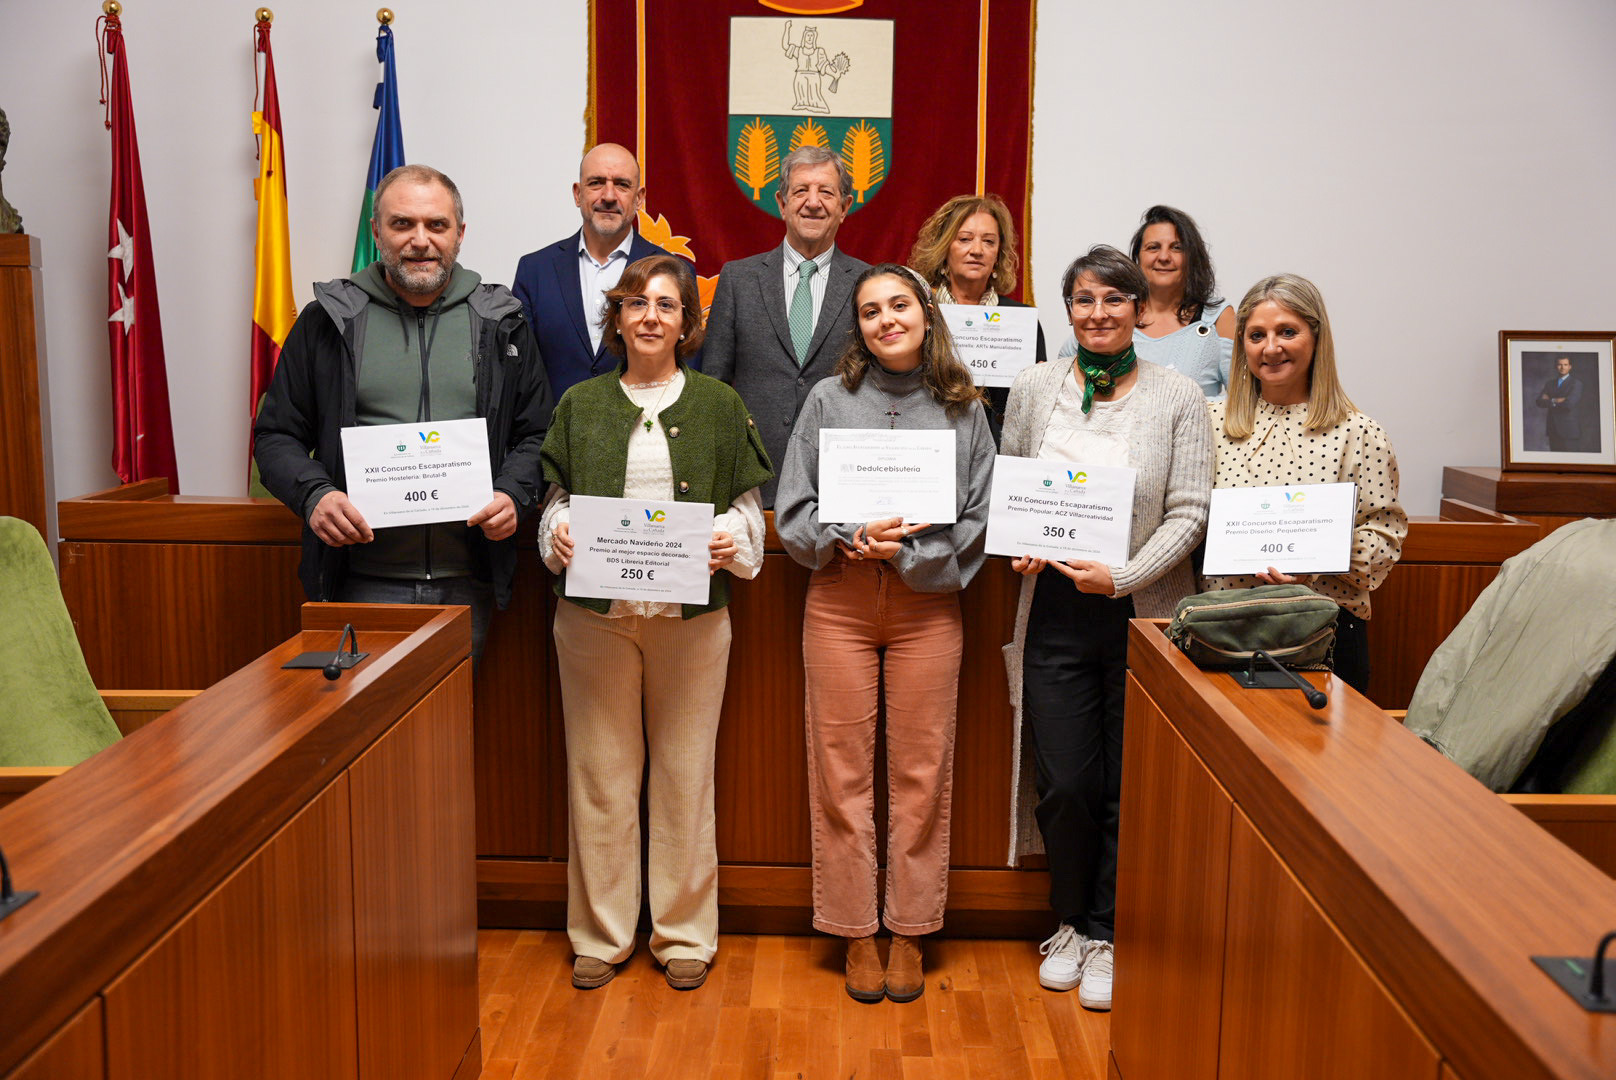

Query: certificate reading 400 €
left=984, top=456, right=1136, bottom=564
left=1201, top=483, right=1356, bottom=575
left=340, top=417, right=493, bottom=528
left=565, top=495, right=716, bottom=606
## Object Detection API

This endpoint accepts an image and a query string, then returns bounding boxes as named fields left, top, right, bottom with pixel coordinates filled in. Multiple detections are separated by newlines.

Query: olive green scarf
left=1074, top=344, right=1138, bottom=413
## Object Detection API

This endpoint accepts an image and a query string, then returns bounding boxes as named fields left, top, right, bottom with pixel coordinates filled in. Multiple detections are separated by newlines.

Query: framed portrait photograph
left=1499, top=331, right=1616, bottom=473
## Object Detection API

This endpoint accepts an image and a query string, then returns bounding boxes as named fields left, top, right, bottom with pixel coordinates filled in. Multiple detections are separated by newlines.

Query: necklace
left=627, top=374, right=678, bottom=432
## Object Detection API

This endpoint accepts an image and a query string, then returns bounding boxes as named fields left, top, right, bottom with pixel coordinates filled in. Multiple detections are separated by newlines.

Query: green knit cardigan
left=540, top=364, right=775, bottom=618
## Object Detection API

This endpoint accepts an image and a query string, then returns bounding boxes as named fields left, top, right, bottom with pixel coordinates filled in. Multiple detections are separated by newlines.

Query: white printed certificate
left=938, top=304, right=1040, bottom=388
left=818, top=428, right=957, bottom=525
left=565, top=495, right=715, bottom=605
left=1201, top=483, right=1356, bottom=575
left=984, top=456, right=1136, bottom=565
left=340, top=417, right=493, bottom=528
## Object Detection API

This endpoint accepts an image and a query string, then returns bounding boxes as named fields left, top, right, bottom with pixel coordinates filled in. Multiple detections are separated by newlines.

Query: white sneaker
left=1037, top=924, right=1087, bottom=991
left=1078, top=940, right=1113, bottom=1010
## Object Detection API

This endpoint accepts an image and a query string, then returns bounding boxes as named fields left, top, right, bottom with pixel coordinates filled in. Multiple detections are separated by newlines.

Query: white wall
left=3, top=0, right=1614, bottom=516
left=1029, top=0, right=1616, bottom=513
left=1, top=0, right=589, bottom=505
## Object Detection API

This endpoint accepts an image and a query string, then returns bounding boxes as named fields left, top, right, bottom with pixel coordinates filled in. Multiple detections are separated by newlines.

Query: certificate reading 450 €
left=984, top=456, right=1136, bottom=565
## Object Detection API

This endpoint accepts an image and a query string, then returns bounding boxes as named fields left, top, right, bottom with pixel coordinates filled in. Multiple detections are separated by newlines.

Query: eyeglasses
left=1065, top=293, right=1137, bottom=314
left=622, top=296, right=682, bottom=316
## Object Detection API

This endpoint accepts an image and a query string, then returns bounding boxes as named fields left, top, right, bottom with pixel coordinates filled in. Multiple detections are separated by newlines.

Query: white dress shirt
left=579, top=231, right=635, bottom=354
left=781, top=241, right=835, bottom=331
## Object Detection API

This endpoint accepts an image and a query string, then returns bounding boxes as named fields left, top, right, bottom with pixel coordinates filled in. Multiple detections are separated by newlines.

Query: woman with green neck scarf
left=998, top=245, right=1212, bottom=1008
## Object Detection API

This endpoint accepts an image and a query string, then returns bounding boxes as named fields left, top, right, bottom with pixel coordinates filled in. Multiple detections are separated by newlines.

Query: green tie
left=789, top=258, right=819, bottom=367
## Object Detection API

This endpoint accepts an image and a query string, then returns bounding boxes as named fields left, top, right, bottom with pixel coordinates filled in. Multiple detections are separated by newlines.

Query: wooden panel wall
left=2, top=1001, right=103, bottom=1080
left=0, top=235, right=51, bottom=540
left=57, top=487, right=1548, bottom=933
left=59, top=539, right=303, bottom=689
left=102, top=777, right=359, bottom=1080
left=1111, top=677, right=1232, bottom=1080
left=1218, top=808, right=1440, bottom=1080
left=349, top=664, right=479, bottom=1080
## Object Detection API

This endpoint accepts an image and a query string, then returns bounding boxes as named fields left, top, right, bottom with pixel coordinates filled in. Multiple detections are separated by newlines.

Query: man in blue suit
left=1536, top=355, right=1584, bottom=452
left=512, top=143, right=682, bottom=398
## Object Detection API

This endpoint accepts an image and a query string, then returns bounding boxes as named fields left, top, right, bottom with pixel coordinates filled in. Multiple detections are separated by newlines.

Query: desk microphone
left=0, top=842, right=39, bottom=922
left=324, top=624, right=361, bottom=681
left=1234, top=649, right=1329, bottom=710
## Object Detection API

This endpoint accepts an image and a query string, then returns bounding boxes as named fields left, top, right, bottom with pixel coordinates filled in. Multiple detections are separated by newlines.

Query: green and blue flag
left=351, top=24, right=405, bottom=272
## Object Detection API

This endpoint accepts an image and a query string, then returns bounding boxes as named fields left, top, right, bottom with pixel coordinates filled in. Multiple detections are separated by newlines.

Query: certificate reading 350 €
left=1200, top=482, right=1356, bottom=575
left=984, top=456, right=1136, bottom=565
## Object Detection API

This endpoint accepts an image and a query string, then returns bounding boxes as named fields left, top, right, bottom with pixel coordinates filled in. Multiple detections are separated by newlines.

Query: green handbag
left=1167, top=584, right=1338, bottom=670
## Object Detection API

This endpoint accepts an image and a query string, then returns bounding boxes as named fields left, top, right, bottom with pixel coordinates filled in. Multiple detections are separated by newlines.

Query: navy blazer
left=511, top=229, right=689, bottom=399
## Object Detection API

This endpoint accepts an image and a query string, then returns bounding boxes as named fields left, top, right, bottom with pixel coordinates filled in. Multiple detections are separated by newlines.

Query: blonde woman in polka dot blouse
left=1201, top=273, right=1407, bottom=693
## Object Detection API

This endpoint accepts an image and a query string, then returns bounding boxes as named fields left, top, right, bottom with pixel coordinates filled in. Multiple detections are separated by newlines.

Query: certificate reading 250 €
left=565, top=495, right=716, bottom=606
left=340, top=417, right=493, bottom=528
left=1201, top=482, right=1356, bottom=575
left=984, top=456, right=1137, bottom=565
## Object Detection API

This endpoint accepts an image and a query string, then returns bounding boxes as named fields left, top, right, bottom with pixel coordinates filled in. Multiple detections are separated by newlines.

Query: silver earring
left=679, top=333, right=686, bottom=341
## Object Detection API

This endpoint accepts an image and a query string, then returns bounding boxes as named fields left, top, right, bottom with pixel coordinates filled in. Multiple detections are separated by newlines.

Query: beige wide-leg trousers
left=554, top=600, right=732, bottom=965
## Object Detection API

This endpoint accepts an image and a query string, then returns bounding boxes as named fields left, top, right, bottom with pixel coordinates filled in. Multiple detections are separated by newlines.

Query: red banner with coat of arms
left=588, top=0, right=1037, bottom=313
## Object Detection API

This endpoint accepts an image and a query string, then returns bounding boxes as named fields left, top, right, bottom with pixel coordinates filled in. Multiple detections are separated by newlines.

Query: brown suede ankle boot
left=845, top=935, right=885, bottom=1003
left=886, top=934, right=924, bottom=1002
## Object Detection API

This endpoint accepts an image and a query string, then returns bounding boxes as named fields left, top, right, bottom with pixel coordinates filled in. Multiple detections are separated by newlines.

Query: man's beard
left=383, top=243, right=457, bottom=297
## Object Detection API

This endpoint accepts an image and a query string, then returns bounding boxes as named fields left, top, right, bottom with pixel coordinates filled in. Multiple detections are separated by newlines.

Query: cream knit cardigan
left=999, top=357, right=1213, bottom=860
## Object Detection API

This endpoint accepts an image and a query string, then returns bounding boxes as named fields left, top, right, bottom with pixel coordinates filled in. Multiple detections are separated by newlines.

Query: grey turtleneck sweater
left=775, top=363, right=995, bottom=594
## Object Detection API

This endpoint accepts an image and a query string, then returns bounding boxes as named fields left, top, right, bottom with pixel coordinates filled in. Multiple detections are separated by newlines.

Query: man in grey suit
left=704, top=145, right=869, bottom=505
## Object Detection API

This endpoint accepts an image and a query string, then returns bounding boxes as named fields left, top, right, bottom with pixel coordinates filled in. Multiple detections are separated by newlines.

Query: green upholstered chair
left=0, top=516, right=122, bottom=770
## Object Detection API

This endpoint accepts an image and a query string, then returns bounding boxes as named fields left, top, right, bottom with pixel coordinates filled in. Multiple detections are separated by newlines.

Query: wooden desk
left=0, top=604, right=479, bottom=1080
left=1444, top=464, right=1616, bottom=537
left=1114, top=619, right=1616, bottom=1080
left=56, top=483, right=1542, bottom=933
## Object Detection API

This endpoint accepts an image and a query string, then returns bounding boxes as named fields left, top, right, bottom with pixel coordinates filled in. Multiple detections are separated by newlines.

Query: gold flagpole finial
left=376, top=8, right=394, bottom=25
left=256, top=8, right=274, bottom=24
left=102, top=1, right=122, bottom=15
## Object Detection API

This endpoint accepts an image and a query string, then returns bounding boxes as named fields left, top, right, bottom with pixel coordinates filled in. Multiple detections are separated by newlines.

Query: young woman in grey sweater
left=776, top=264, right=996, bottom=1005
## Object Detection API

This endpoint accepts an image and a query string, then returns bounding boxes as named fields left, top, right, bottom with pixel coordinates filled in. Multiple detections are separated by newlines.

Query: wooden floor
left=477, top=930, right=1110, bottom=1079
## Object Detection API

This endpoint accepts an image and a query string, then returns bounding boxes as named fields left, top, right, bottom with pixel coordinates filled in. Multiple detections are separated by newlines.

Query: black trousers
left=1333, top=606, right=1370, bottom=695
left=1021, top=570, right=1134, bottom=941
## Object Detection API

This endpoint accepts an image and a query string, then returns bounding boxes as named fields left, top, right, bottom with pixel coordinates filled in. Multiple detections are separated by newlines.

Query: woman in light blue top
left=1057, top=205, right=1235, bottom=397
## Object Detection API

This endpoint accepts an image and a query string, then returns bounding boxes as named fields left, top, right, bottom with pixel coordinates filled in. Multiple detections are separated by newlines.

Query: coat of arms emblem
left=727, top=16, right=894, bottom=217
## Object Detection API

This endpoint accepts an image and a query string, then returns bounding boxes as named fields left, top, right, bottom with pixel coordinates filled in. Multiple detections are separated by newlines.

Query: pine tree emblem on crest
left=726, top=16, right=893, bottom=218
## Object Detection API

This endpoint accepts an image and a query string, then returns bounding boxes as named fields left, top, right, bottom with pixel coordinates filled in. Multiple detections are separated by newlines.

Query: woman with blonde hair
left=776, top=262, right=996, bottom=1004
left=910, top=194, right=1046, bottom=432
left=1201, top=273, right=1407, bottom=693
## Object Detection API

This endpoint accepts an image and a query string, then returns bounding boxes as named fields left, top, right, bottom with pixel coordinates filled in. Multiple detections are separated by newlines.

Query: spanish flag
left=249, top=14, right=294, bottom=478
